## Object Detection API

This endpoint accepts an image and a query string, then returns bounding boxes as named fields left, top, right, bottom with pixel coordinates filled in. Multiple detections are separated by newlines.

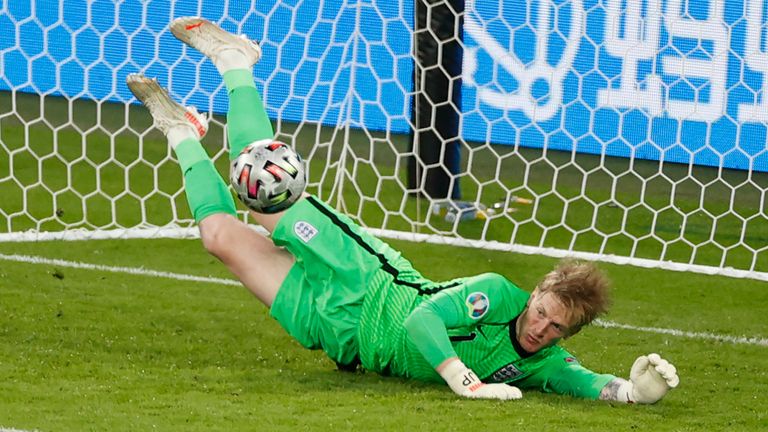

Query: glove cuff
left=439, top=359, right=483, bottom=395
left=617, top=380, right=635, bottom=403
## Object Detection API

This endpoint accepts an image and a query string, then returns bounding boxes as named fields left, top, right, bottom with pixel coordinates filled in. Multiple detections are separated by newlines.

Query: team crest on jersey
left=489, top=363, right=523, bottom=383
left=466, top=292, right=489, bottom=319
left=294, top=221, right=318, bottom=243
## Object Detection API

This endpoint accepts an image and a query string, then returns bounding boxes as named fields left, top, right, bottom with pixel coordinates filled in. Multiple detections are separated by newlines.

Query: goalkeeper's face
left=516, top=291, right=572, bottom=353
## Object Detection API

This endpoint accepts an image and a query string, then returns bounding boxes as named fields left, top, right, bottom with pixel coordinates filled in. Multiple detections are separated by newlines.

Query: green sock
left=175, top=139, right=237, bottom=223
left=175, top=138, right=210, bottom=172
left=223, top=69, right=256, bottom=93
left=223, top=69, right=275, bottom=159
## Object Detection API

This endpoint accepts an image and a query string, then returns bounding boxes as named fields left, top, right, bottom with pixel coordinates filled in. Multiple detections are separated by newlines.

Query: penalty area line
left=2, top=252, right=767, bottom=348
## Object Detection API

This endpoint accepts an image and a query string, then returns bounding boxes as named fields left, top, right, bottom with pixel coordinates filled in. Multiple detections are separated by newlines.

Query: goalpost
left=2, top=0, right=768, bottom=281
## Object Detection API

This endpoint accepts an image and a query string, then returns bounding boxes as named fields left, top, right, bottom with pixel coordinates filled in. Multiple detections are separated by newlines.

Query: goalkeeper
left=126, top=17, right=679, bottom=404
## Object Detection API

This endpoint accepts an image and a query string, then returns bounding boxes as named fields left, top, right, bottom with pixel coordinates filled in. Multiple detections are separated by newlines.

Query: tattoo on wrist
left=599, top=378, right=627, bottom=401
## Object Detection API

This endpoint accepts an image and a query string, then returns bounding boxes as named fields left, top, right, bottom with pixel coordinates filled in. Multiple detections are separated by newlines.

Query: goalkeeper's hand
left=438, top=358, right=522, bottom=400
left=625, top=353, right=679, bottom=404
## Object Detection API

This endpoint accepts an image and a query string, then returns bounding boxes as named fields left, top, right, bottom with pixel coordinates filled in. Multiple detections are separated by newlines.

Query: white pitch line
left=1, top=252, right=766, bottom=348
left=1, top=428, right=37, bottom=432
left=0, top=253, right=241, bottom=286
left=594, top=319, right=768, bottom=347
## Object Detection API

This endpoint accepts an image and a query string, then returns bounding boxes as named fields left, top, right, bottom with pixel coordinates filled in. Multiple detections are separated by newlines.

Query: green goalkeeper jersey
left=358, top=272, right=615, bottom=400
left=270, top=196, right=614, bottom=400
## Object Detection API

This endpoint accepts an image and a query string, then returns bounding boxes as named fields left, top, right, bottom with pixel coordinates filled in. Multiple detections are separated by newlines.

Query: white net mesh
left=2, top=0, right=768, bottom=279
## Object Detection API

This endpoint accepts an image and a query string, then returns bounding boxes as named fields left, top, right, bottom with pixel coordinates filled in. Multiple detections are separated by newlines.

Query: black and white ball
left=230, top=140, right=306, bottom=214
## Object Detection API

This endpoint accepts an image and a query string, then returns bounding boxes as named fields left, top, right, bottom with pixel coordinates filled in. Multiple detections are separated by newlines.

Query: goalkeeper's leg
left=170, top=17, right=303, bottom=234
left=170, top=17, right=273, bottom=159
left=126, top=74, right=293, bottom=307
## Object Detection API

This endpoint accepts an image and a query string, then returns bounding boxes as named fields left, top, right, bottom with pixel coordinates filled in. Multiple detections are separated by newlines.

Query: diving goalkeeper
left=126, top=17, right=679, bottom=403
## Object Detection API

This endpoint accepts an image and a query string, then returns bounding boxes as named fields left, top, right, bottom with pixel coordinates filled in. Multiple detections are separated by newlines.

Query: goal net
left=2, top=0, right=768, bottom=280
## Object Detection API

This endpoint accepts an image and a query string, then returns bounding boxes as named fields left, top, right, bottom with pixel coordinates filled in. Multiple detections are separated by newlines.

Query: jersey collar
left=509, top=316, right=535, bottom=358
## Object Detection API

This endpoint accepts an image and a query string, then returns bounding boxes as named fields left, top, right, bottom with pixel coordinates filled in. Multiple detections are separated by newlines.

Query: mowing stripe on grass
left=2, top=252, right=766, bottom=348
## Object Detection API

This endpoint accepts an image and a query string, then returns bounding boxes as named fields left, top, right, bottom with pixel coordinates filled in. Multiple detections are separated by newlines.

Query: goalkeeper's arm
left=403, top=298, right=522, bottom=400
left=598, top=353, right=680, bottom=404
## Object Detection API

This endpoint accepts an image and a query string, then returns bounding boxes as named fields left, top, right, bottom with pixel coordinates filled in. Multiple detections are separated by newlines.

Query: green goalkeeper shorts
left=268, top=195, right=415, bottom=367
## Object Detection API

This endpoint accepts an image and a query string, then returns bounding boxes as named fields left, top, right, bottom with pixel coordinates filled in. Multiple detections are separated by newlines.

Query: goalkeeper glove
left=439, top=358, right=523, bottom=400
left=619, top=353, right=679, bottom=404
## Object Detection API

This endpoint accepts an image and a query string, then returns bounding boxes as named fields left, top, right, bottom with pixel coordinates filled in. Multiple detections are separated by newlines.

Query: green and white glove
left=439, top=359, right=523, bottom=400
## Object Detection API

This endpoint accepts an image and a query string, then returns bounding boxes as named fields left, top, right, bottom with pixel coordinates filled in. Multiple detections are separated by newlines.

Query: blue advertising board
left=464, top=0, right=768, bottom=171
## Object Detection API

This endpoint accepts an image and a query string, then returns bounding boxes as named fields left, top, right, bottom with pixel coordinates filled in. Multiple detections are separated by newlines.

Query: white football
left=230, top=140, right=306, bottom=214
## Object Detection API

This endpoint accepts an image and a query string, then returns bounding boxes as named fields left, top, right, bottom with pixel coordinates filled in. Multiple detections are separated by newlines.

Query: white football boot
left=126, top=73, right=208, bottom=140
left=170, top=17, right=262, bottom=71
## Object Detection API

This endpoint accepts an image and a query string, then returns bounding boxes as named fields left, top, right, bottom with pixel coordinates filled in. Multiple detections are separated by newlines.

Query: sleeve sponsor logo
left=294, top=221, right=318, bottom=243
left=466, top=292, right=489, bottom=319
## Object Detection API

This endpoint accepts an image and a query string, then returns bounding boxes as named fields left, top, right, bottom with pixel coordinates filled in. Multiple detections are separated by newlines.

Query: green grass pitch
left=1, top=238, right=767, bottom=431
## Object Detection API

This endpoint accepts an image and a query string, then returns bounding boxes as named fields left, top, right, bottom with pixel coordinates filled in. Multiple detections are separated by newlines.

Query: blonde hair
left=535, top=259, right=611, bottom=330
